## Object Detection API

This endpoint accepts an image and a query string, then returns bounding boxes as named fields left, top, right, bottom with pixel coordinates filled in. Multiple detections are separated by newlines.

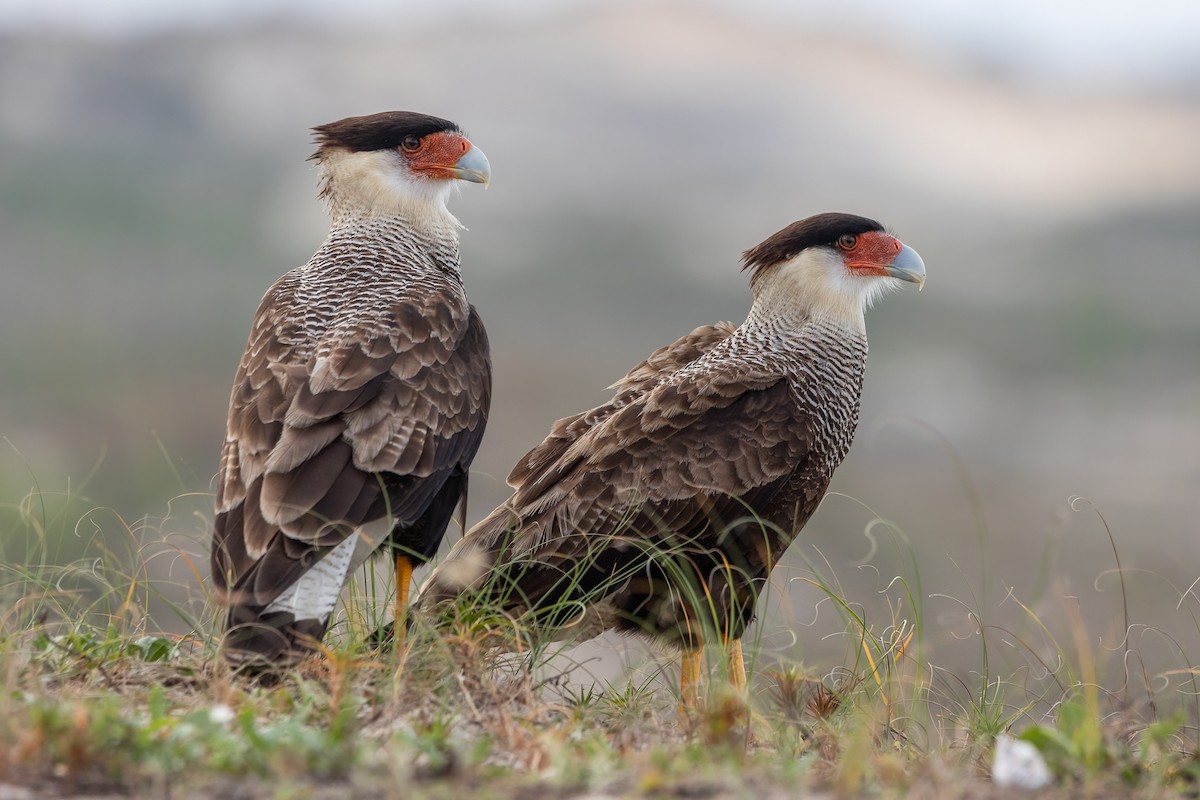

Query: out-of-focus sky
left=3, top=0, right=1199, bottom=90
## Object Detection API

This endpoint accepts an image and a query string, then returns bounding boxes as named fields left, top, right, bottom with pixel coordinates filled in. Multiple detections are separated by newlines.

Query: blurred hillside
left=0, top=3, right=1197, bottom=678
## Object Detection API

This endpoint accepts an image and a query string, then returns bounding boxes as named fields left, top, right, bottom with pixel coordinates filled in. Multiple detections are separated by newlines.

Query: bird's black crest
left=310, top=111, right=460, bottom=159
left=741, top=213, right=885, bottom=276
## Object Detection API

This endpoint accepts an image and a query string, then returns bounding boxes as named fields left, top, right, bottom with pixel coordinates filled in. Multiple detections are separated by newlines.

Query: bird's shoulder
left=509, top=324, right=813, bottom=515
left=606, top=321, right=739, bottom=395
left=236, top=249, right=475, bottom=388
left=506, top=322, right=738, bottom=490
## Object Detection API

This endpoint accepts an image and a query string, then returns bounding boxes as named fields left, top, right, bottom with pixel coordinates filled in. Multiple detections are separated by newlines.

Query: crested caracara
left=212, top=111, right=492, bottom=668
left=418, top=212, right=924, bottom=709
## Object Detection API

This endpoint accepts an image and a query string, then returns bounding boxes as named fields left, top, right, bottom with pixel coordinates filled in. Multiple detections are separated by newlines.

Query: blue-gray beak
left=449, top=143, right=491, bottom=186
left=885, top=244, right=926, bottom=289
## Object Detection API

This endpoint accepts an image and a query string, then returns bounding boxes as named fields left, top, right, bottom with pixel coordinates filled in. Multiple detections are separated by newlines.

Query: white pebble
left=209, top=704, right=236, bottom=724
left=992, top=733, right=1052, bottom=790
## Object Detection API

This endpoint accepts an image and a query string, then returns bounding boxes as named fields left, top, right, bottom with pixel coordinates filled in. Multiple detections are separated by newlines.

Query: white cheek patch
left=321, top=150, right=456, bottom=222
left=767, top=248, right=901, bottom=326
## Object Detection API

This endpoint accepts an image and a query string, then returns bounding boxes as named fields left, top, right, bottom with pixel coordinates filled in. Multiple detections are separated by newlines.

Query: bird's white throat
left=749, top=247, right=902, bottom=335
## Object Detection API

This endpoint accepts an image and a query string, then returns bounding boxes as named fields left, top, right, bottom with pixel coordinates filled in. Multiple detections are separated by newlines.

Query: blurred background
left=0, top=0, right=1197, bottom=697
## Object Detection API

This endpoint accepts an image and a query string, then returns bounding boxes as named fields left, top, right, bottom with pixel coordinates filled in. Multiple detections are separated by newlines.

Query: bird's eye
left=400, top=135, right=422, bottom=152
left=836, top=233, right=858, bottom=251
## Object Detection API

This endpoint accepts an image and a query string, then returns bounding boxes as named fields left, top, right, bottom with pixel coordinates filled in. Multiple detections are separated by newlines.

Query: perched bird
left=419, top=212, right=924, bottom=709
left=211, top=111, right=492, bottom=668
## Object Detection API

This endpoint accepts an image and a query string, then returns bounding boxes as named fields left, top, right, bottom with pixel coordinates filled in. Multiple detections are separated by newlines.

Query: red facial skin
left=400, top=131, right=473, bottom=180
left=840, top=230, right=904, bottom=276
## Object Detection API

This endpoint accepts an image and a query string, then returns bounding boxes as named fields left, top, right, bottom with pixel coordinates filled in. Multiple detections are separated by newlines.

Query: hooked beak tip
left=885, top=244, right=926, bottom=289
left=451, top=142, right=491, bottom=186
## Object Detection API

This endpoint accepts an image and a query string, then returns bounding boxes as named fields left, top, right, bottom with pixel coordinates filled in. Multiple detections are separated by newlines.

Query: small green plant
left=1020, top=692, right=1112, bottom=778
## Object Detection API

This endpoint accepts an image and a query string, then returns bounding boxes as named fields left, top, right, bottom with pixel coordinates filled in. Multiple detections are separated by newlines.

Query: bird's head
left=741, top=212, right=925, bottom=329
left=310, top=111, right=490, bottom=222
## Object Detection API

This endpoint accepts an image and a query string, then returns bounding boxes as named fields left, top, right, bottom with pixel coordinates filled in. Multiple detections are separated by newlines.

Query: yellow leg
left=394, top=554, right=413, bottom=654
left=727, top=638, right=747, bottom=691
left=680, top=648, right=703, bottom=714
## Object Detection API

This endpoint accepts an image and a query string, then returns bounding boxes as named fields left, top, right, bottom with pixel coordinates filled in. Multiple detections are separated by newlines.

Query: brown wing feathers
left=420, top=323, right=817, bottom=646
left=505, top=323, right=737, bottom=492
left=212, top=278, right=490, bottom=664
